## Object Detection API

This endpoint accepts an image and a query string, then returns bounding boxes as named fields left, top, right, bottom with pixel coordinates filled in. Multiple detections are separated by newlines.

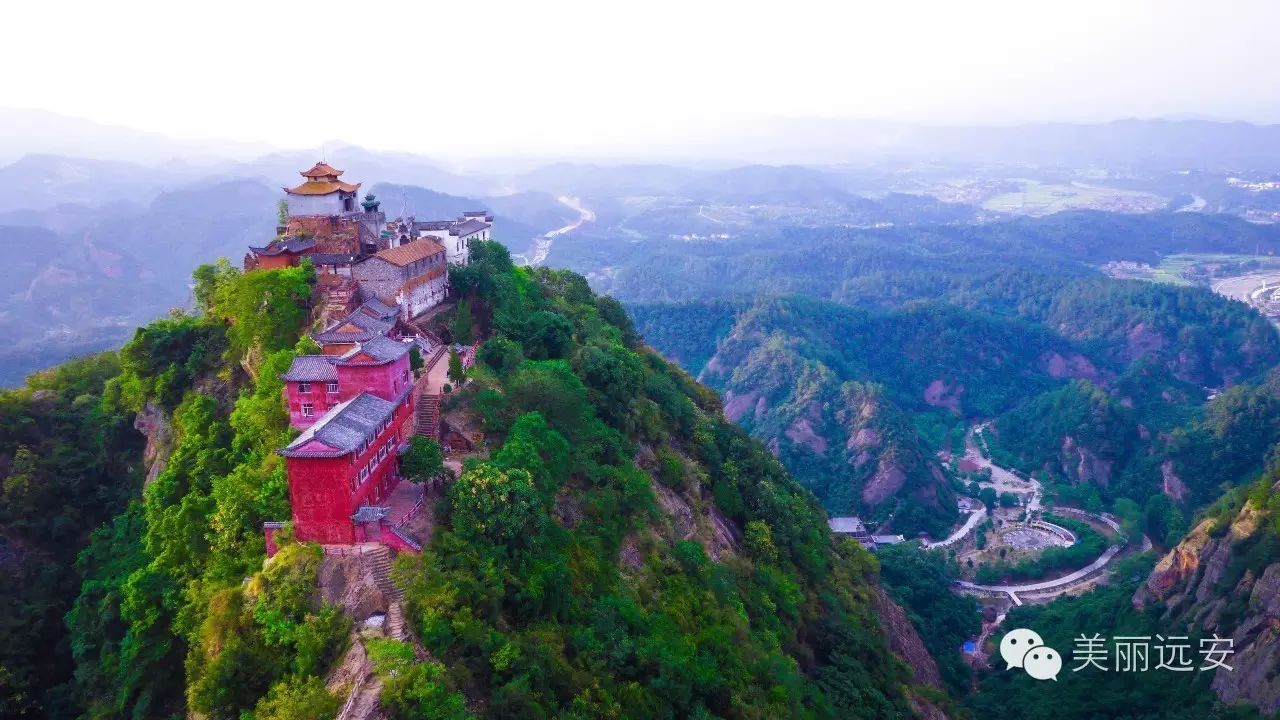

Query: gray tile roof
left=312, top=310, right=395, bottom=344
left=280, top=391, right=401, bottom=457
left=356, top=298, right=399, bottom=320
left=414, top=220, right=454, bottom=232
left=449, top=218, right=489, bottom=236
left=342, top=335, right=409, bottom=364
left=250, top=236, right=316, bottom=255
left=280, top=355, right=339, bottom=382
left=313, top=326, right=378, bottom=344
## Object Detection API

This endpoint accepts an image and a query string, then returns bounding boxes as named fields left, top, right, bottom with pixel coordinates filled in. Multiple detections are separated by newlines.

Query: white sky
left=5, top=0, right=1279, bottom=157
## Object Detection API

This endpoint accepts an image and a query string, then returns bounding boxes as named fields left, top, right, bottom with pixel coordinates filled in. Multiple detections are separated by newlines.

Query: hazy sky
left=6, top=0, right=1279, bottom=157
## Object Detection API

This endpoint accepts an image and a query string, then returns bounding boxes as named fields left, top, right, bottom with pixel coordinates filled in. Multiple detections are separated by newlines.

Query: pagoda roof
left=284, top=179, right=362, bottom=196
left=301, top=162, right=344, bottom=179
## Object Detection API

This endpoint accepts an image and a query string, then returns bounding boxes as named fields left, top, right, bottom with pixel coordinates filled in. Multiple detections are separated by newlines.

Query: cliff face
left=1134, top=485, right=1280, bottom=713
left=703, top=325, right=956, bottom=536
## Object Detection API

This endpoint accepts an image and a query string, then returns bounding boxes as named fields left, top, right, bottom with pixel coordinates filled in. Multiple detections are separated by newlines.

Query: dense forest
left=632, top=266, right=1280, bottom=538
left=576, top=211, right=1280, bottom=308
left=0, top=242, right=964, bottom=719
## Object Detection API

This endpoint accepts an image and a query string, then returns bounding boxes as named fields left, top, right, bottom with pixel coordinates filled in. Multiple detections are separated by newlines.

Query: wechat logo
left=1000, top=628, right=1062, bottom=681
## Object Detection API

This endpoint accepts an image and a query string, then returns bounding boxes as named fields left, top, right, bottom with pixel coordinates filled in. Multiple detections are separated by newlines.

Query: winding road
left=956, top=545, right=1122, bottom=606
left=932, top=424, right=1140, bottom=605
left=923, top=506, right=986, bottom=549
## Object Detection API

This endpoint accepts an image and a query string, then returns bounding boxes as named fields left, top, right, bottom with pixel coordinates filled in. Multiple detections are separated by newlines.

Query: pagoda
left=283, top=162, right=363, bottom=216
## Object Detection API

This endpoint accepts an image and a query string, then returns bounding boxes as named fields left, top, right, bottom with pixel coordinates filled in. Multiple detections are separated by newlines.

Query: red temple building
left=278, top=390, right=414, bottom=545
left=245, top=162, right=388, bottom=272
left=281, top=334, right=413, bottom=429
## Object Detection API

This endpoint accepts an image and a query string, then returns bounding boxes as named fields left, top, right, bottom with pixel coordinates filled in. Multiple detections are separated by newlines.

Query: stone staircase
left=415, top=391, right=441, bottom=439
left=366, top=545, right=408, bottom=641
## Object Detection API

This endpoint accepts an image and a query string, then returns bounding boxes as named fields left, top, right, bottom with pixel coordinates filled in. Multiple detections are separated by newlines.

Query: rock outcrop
left=1134, top=489, right=1280, bottom=714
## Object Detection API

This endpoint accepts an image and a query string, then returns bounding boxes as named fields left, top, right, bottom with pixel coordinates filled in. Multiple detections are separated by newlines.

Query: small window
left=301, top=403, right=314, bottom=417
left=298, top=382, right=312, bottom=393
left=359, top=467, right=369, bottom=482
left=327, top=382, right=339, bottom=394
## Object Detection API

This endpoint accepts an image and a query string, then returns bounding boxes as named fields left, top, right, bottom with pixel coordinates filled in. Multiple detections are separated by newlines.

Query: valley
left=7, top=123, right=1280, bottom=720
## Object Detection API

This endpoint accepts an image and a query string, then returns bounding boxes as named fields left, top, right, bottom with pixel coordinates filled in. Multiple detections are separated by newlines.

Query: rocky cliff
left=1134, top=479, right=1280, bottom=713
left=706, top=328, right=956, bottom=536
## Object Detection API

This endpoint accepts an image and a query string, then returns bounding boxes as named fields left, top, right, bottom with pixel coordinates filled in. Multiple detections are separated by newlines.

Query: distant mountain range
left=679, top=117, right=1280, bottom=170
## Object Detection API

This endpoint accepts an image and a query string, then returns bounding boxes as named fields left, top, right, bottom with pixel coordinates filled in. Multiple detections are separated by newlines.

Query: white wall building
left=413, top=211, right=492, bottom=265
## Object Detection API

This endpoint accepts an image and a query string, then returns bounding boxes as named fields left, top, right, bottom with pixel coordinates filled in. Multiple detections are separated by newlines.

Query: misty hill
left=696, top=118, right=1280, bottom=170
left=0, top=154, right=209, bottom=213
left=512, top=161, right=706, bottom=196
left=0, top=107, right=272, bottom=165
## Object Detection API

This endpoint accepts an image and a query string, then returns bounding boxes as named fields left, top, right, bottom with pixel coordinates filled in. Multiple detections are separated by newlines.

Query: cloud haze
left=6, top=0, right=1279, bottom=157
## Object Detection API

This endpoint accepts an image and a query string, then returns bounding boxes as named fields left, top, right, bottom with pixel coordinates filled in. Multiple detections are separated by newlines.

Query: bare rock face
left=847, top=428, right=881, bottom=450
left=872, top=587, right=943, bottom=690
left=317, top=552, right=389, bottom=622
left=1135, top=495, right=1280, bottom=714
left=1041, top=351, right=1100, bottom=381
left=1210, top=562, right=1280, bottom=714
left=861, top=465, right=907, bottom=507
left=922, top=379, right=964, bottom=413
left=722, top=390, right=760, bottom=423
left=784, top=417, right=828, bottom=456
left=650, top=478, right=697, bottom=541
left=1125, top=323, right=1165, bottom=362
left=133, top=400, right=173, bottom=486
left=1059, top=436, right=1113, bottom=487
left=1134, top=518, right=1215, bottom=609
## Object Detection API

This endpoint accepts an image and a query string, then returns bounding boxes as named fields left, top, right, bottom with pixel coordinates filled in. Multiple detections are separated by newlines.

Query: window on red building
left=327, top=382, right=339, bottom=394
left=301, top=403, right=314, bottom=417
left=299, top=382, right=312, bottom=393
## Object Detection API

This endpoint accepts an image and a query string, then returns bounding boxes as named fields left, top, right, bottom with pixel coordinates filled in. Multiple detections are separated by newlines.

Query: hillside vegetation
left=0, top=242, right=961, bottom=719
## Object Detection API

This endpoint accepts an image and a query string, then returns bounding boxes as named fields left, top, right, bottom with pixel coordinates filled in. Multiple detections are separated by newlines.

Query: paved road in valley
left=955, top=545, right=1122, bottom=605
left=924, top=506, right=986, bottom=549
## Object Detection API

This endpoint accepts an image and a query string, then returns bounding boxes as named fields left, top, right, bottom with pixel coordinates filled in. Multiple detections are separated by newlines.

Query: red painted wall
left=286, top=394, right=413, bottom=544
left=284, top=380, right=342, bottom=430
left=283, top=355, right=412, bottom=430
left=256, top=253, right=301, bottom=270
left=337, top=355, right=412, bottom=403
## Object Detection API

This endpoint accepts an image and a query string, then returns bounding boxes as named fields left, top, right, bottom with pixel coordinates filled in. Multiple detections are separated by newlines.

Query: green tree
left=478, top=337, right=523, bottom=376
left=448, top=349, right=466, bottom=386
left=253, top=675, right=340, bottom=720
left=402, top=436, right=445, bottom=484
left=453, top=297, right=475, bottom=345
left=517, top=311, right=573, bottom=360
left=449, top=465, right=544, bottom=547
